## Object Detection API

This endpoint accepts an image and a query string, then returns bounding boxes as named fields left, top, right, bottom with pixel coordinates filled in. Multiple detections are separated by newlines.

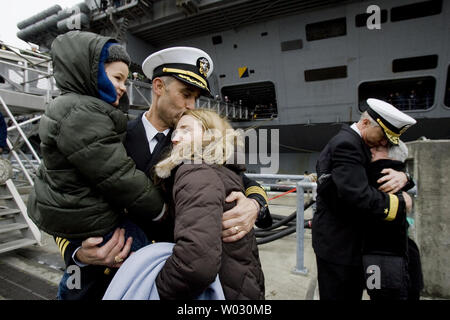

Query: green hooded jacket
left=27, top=31, right=164, bottom=239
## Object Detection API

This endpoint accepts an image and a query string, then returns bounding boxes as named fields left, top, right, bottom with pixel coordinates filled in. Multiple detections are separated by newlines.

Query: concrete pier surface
left=0, top=222, right=318, bottom=300
left=258, top=193, right=318, bottom=300
left=0, top=192, right=443, bottom=300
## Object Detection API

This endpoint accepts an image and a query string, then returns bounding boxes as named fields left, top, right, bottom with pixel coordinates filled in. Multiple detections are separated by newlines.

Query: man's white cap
left=142, top=46, right=214, bottom=95
left=366, top=98, right=417, bottom=145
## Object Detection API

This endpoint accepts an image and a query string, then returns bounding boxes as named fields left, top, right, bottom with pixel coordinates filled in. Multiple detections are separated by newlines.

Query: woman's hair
left=154, top=109, right=242, bottom=178
left=388, top=140, right=409, bottom=162
left=185, top=108, right=235, bottom=147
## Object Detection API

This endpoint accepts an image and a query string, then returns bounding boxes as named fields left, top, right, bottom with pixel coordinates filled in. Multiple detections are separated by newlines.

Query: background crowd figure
left=220, top=96, right=277, bottom=120
left=386, top=89, right=434, bottom=111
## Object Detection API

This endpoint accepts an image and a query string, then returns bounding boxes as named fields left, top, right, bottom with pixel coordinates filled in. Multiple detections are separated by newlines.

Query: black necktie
left=153, top=132, right=166, bottom=155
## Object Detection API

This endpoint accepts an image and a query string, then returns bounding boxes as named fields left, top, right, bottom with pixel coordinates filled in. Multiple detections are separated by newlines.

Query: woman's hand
left=402, top=191, right=413, bottom=214
left=221, top=191, right=259, bottom=243
left=75, top=228, right=133, bottom=268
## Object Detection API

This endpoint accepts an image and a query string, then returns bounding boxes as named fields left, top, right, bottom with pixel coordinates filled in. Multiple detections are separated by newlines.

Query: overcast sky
left=0, top=0, right=82, bottom=49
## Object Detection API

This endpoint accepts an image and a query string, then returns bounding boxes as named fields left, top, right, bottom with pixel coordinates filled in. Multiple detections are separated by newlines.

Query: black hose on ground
left=255, top=226, right=292, bottom=237
left=256, top=225, right=297, bottom=245
left=257, top=201, right=314, bottom=232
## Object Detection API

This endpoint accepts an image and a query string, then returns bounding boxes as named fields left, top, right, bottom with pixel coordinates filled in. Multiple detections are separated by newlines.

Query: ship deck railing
left=1, top=42, right=258, bottom=124
left=196, top=97, right=251, bottom=121
left=0, top=42, right=56, bottom=104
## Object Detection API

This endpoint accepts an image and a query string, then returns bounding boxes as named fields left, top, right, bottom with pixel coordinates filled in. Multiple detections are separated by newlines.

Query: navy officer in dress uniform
left=312, top=98, right=416, bottom=300
left=125, top=46, right=271, bottom=240
left=56, top=47, right=272, bottom=299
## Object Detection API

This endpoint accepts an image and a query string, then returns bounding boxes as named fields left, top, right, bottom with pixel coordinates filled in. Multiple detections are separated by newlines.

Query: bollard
left=293, top=178, right=317, bottom=275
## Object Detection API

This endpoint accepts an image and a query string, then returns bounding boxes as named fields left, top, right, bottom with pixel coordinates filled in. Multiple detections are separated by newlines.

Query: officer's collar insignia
left=197, top=57, right=210, bottom=77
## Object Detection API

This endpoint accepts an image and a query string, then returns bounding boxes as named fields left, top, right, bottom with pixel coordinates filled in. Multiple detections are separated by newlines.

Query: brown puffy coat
left=155, top=163, right=265, bottom=300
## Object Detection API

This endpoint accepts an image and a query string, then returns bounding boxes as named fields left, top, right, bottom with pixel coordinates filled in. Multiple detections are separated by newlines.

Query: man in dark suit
left=312, top=98, right=416, bottom=300
left=57, top=47, right=271, bottom=299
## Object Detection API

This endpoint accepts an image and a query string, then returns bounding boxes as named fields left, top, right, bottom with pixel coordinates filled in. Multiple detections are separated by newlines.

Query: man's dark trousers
left=316, top=256, right=365, bottom=300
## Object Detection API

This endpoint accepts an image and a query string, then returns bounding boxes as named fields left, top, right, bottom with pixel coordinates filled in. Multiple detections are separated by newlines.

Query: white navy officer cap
left=366, top=98, right=417, bottom=145
left=142, top=46, right=214, bottom=96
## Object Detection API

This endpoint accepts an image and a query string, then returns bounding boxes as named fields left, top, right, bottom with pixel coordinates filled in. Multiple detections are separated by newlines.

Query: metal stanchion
left=292, top=180, right=308, bottom=275
left=292, top=177, right=316, bottom=275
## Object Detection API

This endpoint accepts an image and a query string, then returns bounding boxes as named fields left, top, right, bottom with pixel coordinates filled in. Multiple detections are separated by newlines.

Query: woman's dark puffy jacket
left=156, top=163, right=265, bottom=300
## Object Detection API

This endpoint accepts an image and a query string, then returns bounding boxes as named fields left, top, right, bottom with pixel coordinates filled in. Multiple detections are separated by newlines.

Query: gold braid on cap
left=376, top=118, right=400, bottom=144
left=178, top=75, right=207, bottom=90
left=162, top=67, right=207, bottom=87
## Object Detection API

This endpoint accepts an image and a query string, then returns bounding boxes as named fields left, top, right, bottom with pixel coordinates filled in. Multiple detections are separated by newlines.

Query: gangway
left=0, top=95, right=42, bottom=254
left=0, top=42, right=51, bottom=254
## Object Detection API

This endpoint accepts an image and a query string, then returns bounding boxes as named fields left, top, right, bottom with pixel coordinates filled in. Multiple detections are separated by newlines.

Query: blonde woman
left=153, top=109, right=265, bottom=300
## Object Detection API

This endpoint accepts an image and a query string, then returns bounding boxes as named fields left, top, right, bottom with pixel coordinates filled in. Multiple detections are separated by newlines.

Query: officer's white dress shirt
left=141, top=112, right=170, bottom=153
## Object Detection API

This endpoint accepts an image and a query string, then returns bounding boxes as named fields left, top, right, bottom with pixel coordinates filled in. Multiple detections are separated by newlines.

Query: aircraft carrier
left=8, top=0, right=450, bottom=173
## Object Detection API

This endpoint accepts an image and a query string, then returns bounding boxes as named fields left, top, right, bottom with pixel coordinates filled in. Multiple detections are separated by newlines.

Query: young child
left=27, top=31, right=164, bottom=299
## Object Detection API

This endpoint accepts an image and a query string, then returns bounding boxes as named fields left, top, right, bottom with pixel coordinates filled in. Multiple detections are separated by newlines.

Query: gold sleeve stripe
left=58, top=239, right=68, bottom=250
left=245, top=186, right=268, bottom=203
left=385, top=194, right=399, bottom=221
left=55, top=237, right=62, bottom=246
left=60, top=240, right=70, bottom=258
